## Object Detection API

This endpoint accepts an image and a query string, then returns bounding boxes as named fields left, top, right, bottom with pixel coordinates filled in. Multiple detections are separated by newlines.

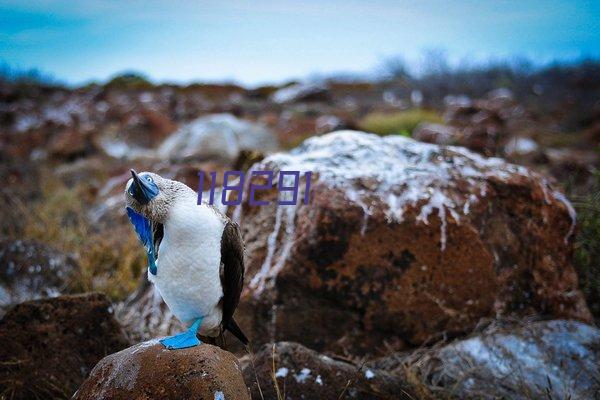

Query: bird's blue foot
left=159, top=317, right=203, bottom=350
left=159, top=331, right=200, bottom=349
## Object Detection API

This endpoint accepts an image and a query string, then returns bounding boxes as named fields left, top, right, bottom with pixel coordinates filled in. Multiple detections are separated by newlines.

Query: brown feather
left=219, top=220, right=248, bottom=345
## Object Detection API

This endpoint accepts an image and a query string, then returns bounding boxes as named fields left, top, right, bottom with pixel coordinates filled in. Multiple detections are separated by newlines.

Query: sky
left=1, top=0, right=598, bottom=86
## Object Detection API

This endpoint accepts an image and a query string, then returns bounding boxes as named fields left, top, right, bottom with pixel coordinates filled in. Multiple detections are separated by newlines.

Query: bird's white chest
left=150, top=201, right=225, bottom=333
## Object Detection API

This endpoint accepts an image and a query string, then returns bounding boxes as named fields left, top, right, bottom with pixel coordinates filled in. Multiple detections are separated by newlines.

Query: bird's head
left=125, top=169, right=183, bottom=222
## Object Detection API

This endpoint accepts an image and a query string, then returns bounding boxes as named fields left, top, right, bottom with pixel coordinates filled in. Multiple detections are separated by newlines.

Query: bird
left=124, top=169, right=248, bottom=350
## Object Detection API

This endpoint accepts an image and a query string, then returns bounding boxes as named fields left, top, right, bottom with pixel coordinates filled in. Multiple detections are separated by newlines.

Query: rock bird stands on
left=125, top=170, right=248, bottom=350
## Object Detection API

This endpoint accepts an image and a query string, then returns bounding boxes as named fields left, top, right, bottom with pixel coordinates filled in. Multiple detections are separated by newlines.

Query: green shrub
left=106, top=72, right=153, bottom=90
left=358, top=109, right=443, bottom=136
left=574, top=176, right=600, bottom=320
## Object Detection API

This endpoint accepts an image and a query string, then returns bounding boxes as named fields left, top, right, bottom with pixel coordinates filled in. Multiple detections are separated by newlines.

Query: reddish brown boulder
left=241, top=341, right=415, bottom=400
left=0, top=293, right=129, bottom=399
left=74, top=341, right=250, bottom=400
left=443, top=89, right=523, bottom=156
left=139, top=108, right=176, bottom=146
left=232, top=130, right=591, bottom=356
left=48, top=129, right=89, bottom=160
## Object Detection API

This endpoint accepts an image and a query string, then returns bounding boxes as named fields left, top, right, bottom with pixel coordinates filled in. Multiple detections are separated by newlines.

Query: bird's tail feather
left=226, top=317, right=249, bottom=346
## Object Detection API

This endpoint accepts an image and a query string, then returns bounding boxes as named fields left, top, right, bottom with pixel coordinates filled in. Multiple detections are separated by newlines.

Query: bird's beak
left=130, top=169, right=156, bottom=204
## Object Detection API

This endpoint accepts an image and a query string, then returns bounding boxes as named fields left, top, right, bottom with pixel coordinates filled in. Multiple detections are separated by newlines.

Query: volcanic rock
left=74, top=341, right=250, bottom=400
left=413, top=122, right=458, bottom=145
left=270, top=83, right=330, bottom=104
left=48, top=129, right=89, bottom=161
left=315, top=115, right=348, bottom=134
left=0, top=293, right=129, bottom=399
left=138, top=108, right=176, bottom=146
left=232, top=130, right=590, bottom=356
left=484, top=87, right=515, bottom=109
left=443, top=89, right=522, bottom=155
left=0, top=239, right=78, bottom=314
left=504, top=136, right=539, bottom=156
left=157, top=113, right=278, bottom=163
left=241, top=341, right=415, bottom=400
left=380, top=319, right=600, bottom=400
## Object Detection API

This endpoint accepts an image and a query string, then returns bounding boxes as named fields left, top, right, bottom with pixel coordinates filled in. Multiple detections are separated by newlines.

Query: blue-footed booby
left=125, top=169, right=248, bottom=350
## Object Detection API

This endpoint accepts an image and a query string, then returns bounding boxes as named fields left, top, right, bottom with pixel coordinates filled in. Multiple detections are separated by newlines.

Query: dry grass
left=13, top=173, right=145, bottom=301
left=401, top=362, right=438, bottom=400
left=534, top=130, right=588, bottom=149
left=573, top=174, right=600, bottom=320
left=359, top=109, right=443, bottom=136
left=270, top=344, right=284, bottom=400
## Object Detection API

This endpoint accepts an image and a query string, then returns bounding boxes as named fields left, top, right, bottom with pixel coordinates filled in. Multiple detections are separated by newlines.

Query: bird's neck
left=165, top=198, right=221, bottom=238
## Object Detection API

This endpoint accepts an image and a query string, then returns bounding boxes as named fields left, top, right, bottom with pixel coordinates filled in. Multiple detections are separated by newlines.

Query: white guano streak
left=240, top=131, right=576, bottom=289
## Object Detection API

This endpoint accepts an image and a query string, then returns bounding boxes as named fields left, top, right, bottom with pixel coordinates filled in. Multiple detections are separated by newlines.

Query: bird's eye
left=146, top=176, right=153, bottom=182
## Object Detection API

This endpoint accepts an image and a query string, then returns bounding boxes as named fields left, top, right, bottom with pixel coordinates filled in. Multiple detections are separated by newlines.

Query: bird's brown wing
left=219, top=220, right=245, bottom=328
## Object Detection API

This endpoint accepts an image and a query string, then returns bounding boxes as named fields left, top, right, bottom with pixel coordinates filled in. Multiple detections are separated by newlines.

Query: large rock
left=270, top=83, right=330, bottom=104
left=74, top=341, right=250, bottom=400
left=378, top=320, right=600, bottom=400
left=0, top=239, right=78, bottom=315
left=157, top=113, right=278, bottom=163
left=241, top=341, right=415, bottom=400
left=0, top=293, right=129, bottom=399
left=232, top=130, right=590, bottom=356
left=443, top=88, right=522, bottom=156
